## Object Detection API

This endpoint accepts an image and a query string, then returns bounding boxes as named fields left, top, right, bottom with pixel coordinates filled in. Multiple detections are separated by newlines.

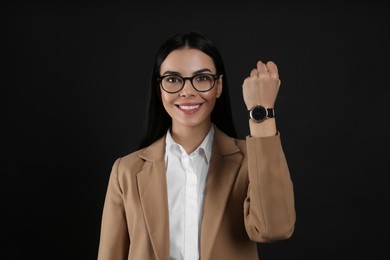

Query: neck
left=170, top=122, right=212, bottom=154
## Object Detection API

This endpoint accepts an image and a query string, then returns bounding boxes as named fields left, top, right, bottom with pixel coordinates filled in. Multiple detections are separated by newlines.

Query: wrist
left=249, top=118, right=277, bottom=137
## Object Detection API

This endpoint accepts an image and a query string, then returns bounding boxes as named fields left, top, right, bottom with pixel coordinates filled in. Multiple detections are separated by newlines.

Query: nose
left=179, top=79, right=196, bottom=97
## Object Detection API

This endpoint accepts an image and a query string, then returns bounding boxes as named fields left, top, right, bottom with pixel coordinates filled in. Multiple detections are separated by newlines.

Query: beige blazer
left=97, top=127, right=295, bottom=260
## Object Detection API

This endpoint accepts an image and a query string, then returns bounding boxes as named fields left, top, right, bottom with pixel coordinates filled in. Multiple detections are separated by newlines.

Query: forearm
left=244, top=135, right=295, bottom=242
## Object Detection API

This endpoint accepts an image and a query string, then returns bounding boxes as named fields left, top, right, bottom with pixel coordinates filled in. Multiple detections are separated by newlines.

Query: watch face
left=251, top=106, right=266, bottom=122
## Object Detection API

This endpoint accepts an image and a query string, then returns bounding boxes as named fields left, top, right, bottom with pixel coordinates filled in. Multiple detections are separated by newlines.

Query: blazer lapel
left=136, top=137, right=170, bottom=260
left=200, top=127, right=242, bottom=259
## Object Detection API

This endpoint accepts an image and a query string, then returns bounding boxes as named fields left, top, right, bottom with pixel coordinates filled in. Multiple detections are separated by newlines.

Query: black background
left=2, top=2, right=389, bottom=260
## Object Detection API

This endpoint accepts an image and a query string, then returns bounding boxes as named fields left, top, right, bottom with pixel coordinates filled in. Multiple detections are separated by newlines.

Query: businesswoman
left=97, top=31, right=295, bottom=260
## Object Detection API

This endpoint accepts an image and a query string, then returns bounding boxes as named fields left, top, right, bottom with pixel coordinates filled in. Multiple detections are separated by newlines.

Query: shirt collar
left=165, top=125, right=214, bottom=164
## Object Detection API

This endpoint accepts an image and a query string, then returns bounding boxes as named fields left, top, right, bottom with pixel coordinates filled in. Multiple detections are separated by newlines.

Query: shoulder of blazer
left=111, top=135, right=166, bottom=179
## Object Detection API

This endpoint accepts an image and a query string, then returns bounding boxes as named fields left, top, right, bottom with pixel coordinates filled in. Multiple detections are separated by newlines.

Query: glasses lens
left=193, top=74, right=215, bottom=91
left=161, top=75, right=183, bottom=93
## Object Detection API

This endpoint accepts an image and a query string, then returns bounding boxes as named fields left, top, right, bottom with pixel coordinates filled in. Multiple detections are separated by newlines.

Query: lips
left=179, top=104, right=200, bottom=110
left=176, top=103, right=202, bottom=114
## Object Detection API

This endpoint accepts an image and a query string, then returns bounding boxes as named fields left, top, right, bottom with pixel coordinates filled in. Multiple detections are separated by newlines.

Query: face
left=159, top=48, right=222, bottom=131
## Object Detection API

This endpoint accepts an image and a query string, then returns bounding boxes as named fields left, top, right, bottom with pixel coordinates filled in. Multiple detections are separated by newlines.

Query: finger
left=266, top=61, right=279, bottom=79
left=250, top=68, right=258, bottom=77
left=257, top=60, right=268, bottom=75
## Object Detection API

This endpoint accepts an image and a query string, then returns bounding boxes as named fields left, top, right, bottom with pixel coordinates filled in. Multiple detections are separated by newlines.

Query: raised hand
left=242, top=60, right=281, bottom=110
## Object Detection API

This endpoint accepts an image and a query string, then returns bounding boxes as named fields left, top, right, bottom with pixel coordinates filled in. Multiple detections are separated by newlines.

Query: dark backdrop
left=2, top=2, right=389, bottom=260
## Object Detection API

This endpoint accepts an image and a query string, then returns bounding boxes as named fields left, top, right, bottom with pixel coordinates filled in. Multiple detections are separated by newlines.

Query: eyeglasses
left=158, top=73, right=220, bottom=94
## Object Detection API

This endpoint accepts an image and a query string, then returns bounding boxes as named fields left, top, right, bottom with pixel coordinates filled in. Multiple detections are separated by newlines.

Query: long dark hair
left=137, top=31, right=237, bottom=150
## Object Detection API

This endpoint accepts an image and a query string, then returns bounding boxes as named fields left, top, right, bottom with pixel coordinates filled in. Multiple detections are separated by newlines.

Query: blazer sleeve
left=243, top=133, right=296, bottom=242
left=97, top=158, right=130, bottom=260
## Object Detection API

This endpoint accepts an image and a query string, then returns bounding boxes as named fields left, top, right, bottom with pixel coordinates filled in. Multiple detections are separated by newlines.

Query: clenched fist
left=242, top=60, right=281, bottom=110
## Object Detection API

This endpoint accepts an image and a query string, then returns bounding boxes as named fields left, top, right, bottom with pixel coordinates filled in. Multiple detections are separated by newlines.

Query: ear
left=216, top=75, right=223, bottom=98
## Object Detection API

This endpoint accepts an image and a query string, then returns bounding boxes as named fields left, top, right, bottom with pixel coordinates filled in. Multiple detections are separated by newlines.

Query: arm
left=97, top=158, right=130, bottom=260
left=243, top=134, right=295, bottom=242
left=242, top=60, right=295, bottom=241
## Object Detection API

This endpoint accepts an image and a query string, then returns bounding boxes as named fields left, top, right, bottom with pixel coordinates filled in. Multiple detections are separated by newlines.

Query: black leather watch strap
left=266, top=108, right=275, bottom=118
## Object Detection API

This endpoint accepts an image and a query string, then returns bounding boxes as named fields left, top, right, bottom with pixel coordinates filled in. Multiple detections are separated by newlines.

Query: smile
left=179, top=104, right=200, bottom=110
left=176, top=103, right=202, bottom=114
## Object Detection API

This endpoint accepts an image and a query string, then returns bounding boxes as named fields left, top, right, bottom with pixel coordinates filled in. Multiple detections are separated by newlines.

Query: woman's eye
left=166, top=76, right=182, bottom=83
left=195, top=74, right=210, bottom=82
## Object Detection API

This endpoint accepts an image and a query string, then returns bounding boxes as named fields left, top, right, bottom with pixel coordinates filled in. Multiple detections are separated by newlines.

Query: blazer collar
left=136, top=136, right=169, bottom=260
left=136, top=126, right=242, bottom=260
left=200, top=127, right=243, bottom=259
left=138, top=125, right=241, bottom=161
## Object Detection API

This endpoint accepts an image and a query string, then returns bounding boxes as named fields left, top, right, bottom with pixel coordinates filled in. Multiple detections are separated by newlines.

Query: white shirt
left=164, top=126, right=214, bottom=260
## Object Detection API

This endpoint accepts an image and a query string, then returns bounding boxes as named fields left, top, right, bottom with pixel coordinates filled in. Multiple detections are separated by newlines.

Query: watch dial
left=252, top=106, right=266, bottom=121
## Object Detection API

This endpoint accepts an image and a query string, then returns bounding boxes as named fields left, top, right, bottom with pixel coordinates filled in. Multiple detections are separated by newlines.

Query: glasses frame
left=157, top=73, right=220, bottom=94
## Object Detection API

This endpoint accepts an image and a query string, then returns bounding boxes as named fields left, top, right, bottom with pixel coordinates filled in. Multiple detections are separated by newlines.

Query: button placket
left=183, top=154, right=199, bottom=259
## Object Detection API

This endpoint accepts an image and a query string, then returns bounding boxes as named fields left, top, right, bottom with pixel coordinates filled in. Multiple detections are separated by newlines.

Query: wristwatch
left=249, top=105, right=275, bottom=123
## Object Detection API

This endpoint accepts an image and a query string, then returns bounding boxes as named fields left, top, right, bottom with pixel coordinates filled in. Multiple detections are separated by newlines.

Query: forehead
left=160, top=48, right=216, bottom=74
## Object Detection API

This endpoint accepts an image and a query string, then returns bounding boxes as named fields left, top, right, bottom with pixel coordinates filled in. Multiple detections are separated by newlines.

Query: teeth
left=179, top=105, right=200, bottom=110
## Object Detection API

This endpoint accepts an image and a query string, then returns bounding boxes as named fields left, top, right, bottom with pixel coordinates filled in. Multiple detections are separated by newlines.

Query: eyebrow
left=161, top=68, right=213, bottom=76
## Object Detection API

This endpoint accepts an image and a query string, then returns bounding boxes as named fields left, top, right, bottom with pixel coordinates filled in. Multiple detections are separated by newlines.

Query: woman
left=97, top=31, right=295, bottom=260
